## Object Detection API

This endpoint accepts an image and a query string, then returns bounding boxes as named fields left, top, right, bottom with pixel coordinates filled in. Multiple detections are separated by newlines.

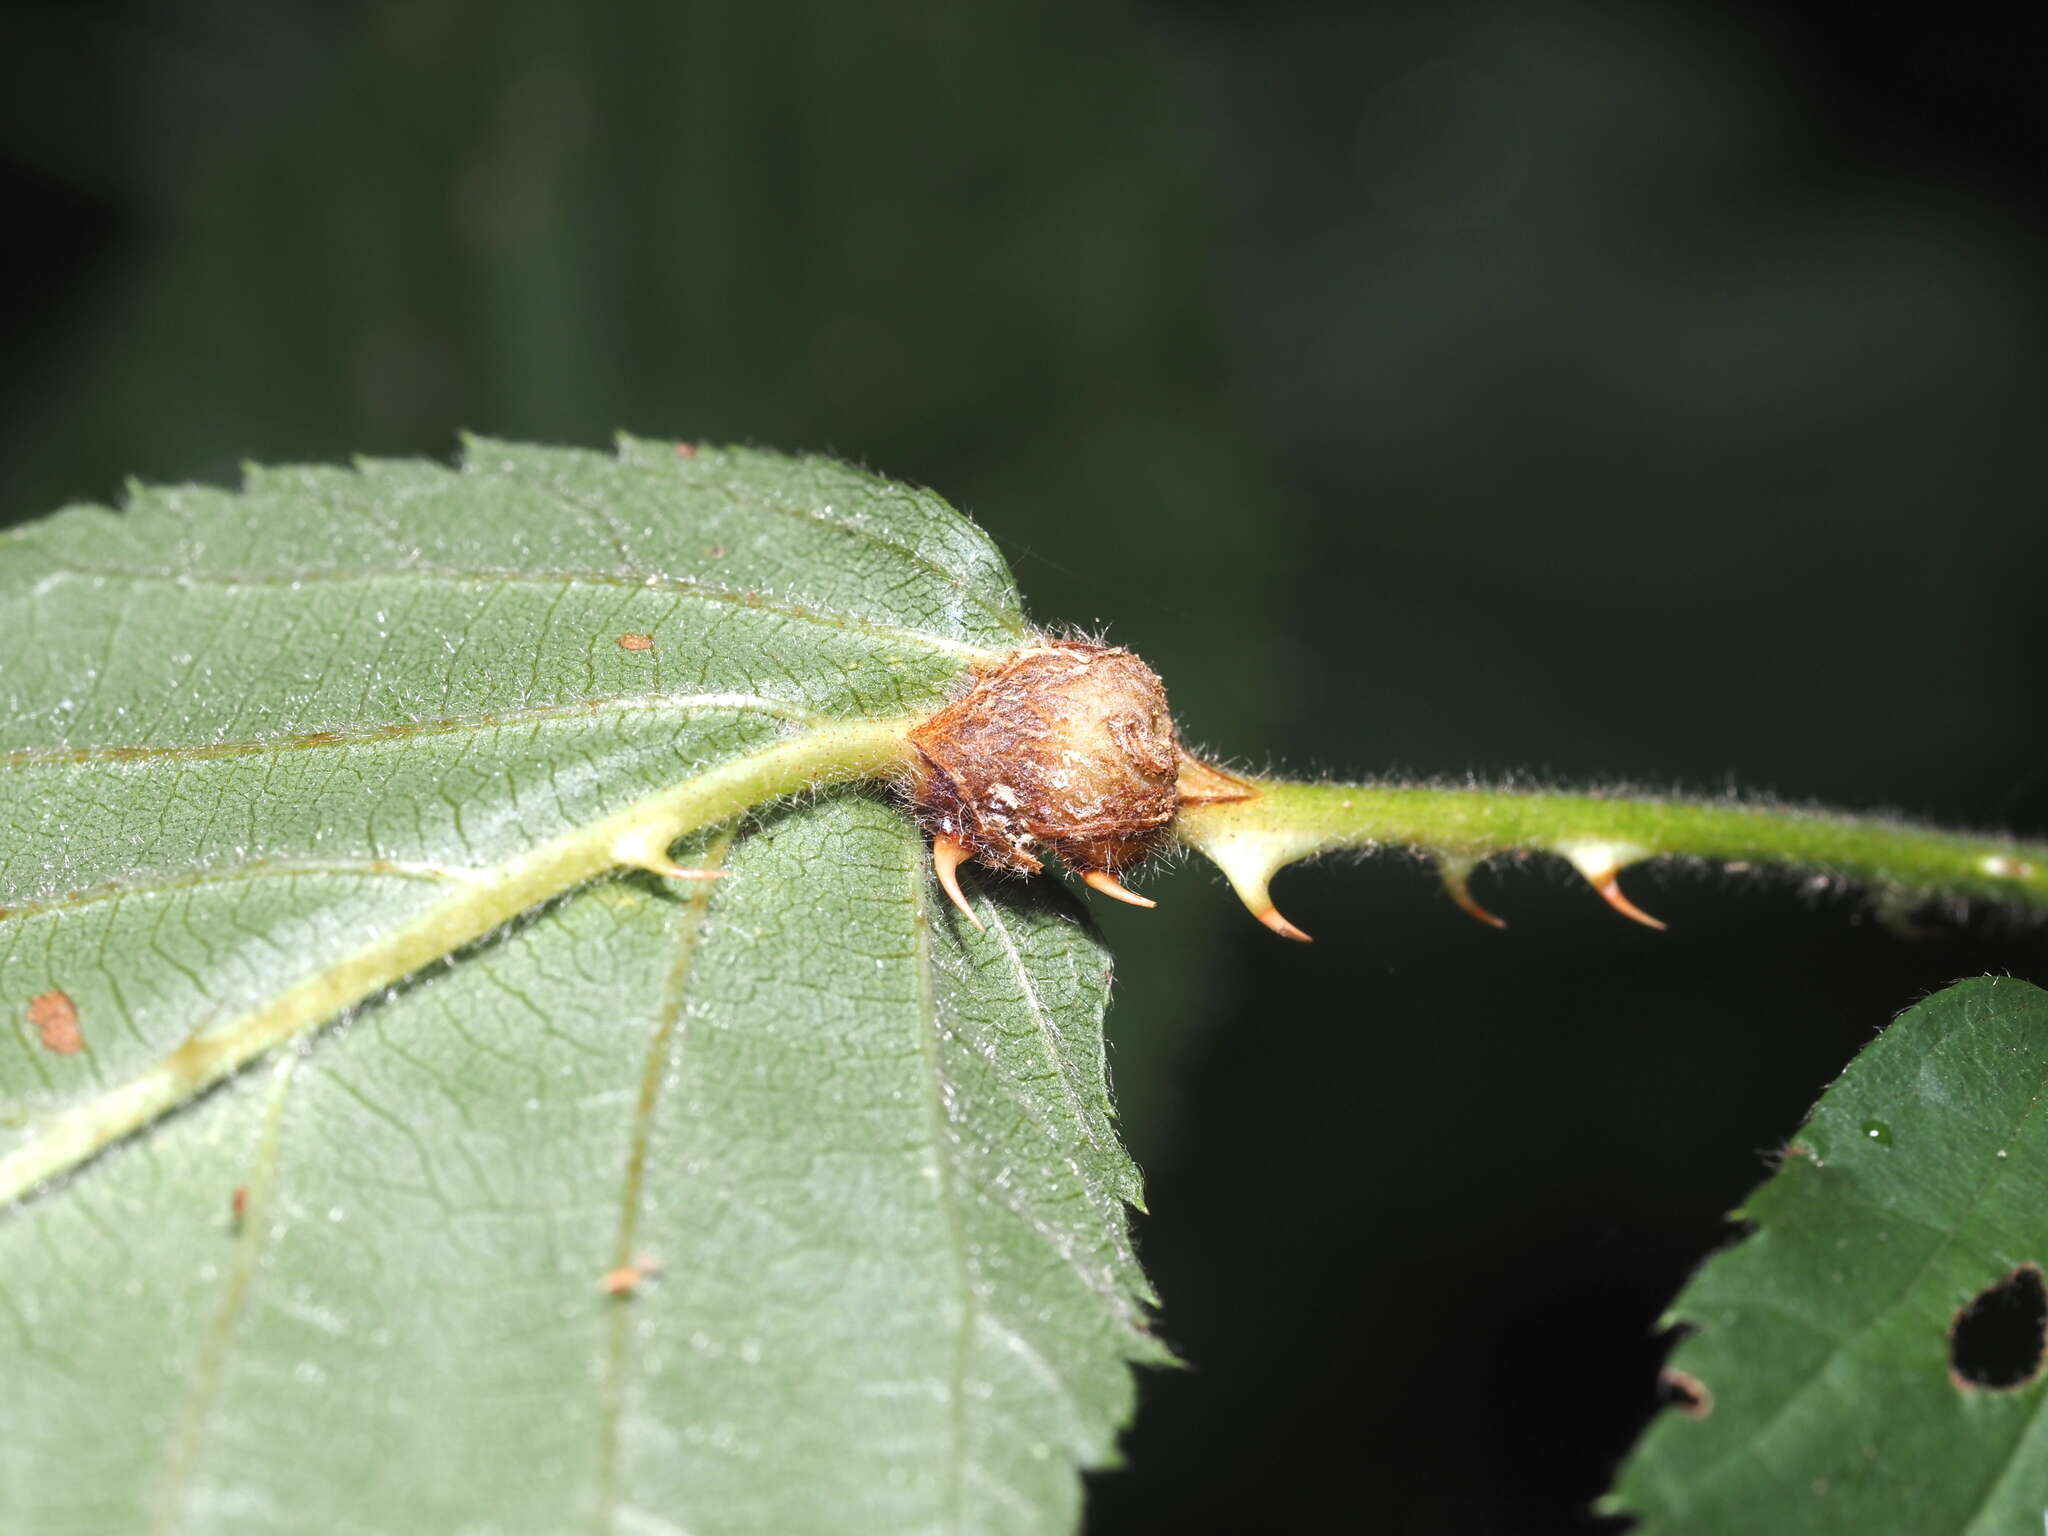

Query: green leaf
left=1610, top=976, right=2048, bottom=1533
left=0, top=437, right=1164, bottom=1533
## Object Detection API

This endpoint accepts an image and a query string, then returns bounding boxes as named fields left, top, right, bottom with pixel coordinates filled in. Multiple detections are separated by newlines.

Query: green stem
left=1176, top=778, right=2048, bottom=940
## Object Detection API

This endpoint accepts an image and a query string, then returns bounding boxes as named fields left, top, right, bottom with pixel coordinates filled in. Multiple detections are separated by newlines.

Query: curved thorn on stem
left=1253, top=903, right=1314, bottom=943
left=1181, top=824, right=1316, bottom=941
left=1437, top=857, right=1506, bottom=930
left=1591, top=872, right=1666, bottom=931
left=1081, top=869, right=1158, bottom=909
left=1564, top=841, right=1667, bottom=931
left=932, top=834, right=984, bottom=930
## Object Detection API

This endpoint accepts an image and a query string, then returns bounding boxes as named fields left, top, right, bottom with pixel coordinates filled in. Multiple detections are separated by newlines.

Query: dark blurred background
left=5, top=2, right=2044, bottom=1530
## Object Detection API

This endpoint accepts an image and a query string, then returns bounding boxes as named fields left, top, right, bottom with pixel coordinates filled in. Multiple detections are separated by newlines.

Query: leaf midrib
left=0, top=719, right=918, bottom=1208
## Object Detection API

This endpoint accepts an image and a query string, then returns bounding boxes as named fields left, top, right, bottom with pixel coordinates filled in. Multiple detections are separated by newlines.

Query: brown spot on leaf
left=1950, top=1262, right=2048, bottom=1391
left=27, top=990, right=82, bottom=1054
left=602, top=1253, right=663, bottom=1296
left=231, top=1186, right=249, bottom=1223
left=617, top=633, right=655, bottom=652
left=1659, top=1366, right=1713, bottom=1418
left=705, top=545, right=727, bottom=560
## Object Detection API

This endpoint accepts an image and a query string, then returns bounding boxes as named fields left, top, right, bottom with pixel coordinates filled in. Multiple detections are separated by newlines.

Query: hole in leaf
left=1949, top=1263, right=2048, bottom=1392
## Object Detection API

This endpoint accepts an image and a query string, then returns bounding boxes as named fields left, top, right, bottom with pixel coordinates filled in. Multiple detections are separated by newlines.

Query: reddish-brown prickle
left=909, top=640, right=1218, bottom=921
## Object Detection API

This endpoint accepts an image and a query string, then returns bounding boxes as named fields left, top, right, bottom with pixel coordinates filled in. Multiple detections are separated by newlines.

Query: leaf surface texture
left=1614, top=977, right=2048, bottom=1534
left=0, top=438, right=1162, bottom=1534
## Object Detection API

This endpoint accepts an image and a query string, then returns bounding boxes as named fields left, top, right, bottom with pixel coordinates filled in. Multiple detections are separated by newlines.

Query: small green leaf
left=0, top=438, right=1163, bottom=1533
left=1610, top=977, right=2048, bottom=1533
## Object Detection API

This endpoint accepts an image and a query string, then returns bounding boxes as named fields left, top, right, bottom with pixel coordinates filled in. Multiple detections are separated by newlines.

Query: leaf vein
left=610, top=455, right=1026, bottom=640
left=0, top=690, right=816, bottom=770
left=594, top=833, right=734, bottom=1535
left=150, top=1052, right=297, bottom=1535
left=25, top=558, right=997, bottom=659
left=912, top=836, right=976, bottom=1535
